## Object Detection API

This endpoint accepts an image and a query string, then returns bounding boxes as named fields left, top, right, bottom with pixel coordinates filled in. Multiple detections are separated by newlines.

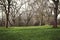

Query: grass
left=0, top=25, right=60, bottom=40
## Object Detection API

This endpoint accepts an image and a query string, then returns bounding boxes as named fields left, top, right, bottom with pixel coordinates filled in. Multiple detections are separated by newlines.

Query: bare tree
left=0, top=0, right=12, bottom=28
left=52, top=0, right=59, bottom=28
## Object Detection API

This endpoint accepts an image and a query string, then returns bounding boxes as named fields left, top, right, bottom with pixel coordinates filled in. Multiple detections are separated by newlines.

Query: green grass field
left=0, top=25, right=60, bottom=40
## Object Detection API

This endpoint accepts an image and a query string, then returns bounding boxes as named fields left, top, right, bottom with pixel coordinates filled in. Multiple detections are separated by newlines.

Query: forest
left=0, top=0, right=60, bottom=28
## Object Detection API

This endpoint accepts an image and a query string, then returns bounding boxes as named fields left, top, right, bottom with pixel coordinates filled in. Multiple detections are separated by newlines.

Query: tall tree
left=0, top=0, right=11, bottom=28
left=5, top=0, right=11, bottom=28
left=52, top=0, right=59, bottom=28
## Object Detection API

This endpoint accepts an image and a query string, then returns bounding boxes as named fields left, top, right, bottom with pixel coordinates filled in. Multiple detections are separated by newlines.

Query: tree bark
left=5, top=0, right=10, bottom=28
left=53, top=0, right=59, bottom=28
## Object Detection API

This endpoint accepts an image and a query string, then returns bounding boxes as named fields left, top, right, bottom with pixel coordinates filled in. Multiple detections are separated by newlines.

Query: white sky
left=49, top=0, right=53, bottom=3
left=58, top=14, right=60, bottom=19
left=0, top=11, right=2, bottom=18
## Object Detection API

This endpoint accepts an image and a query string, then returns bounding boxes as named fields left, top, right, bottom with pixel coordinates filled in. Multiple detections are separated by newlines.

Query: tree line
left=0, top=0, right=60, bottom=28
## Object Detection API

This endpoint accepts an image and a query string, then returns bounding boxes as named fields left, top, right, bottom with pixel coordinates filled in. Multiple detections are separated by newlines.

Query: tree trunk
left=53, top=8, right=57, bottom=28
left=53, top=0, right=59, bottom=28
left=5, top=14, right=9, bottom=28
left=5, top=0, right=10, bottom=28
